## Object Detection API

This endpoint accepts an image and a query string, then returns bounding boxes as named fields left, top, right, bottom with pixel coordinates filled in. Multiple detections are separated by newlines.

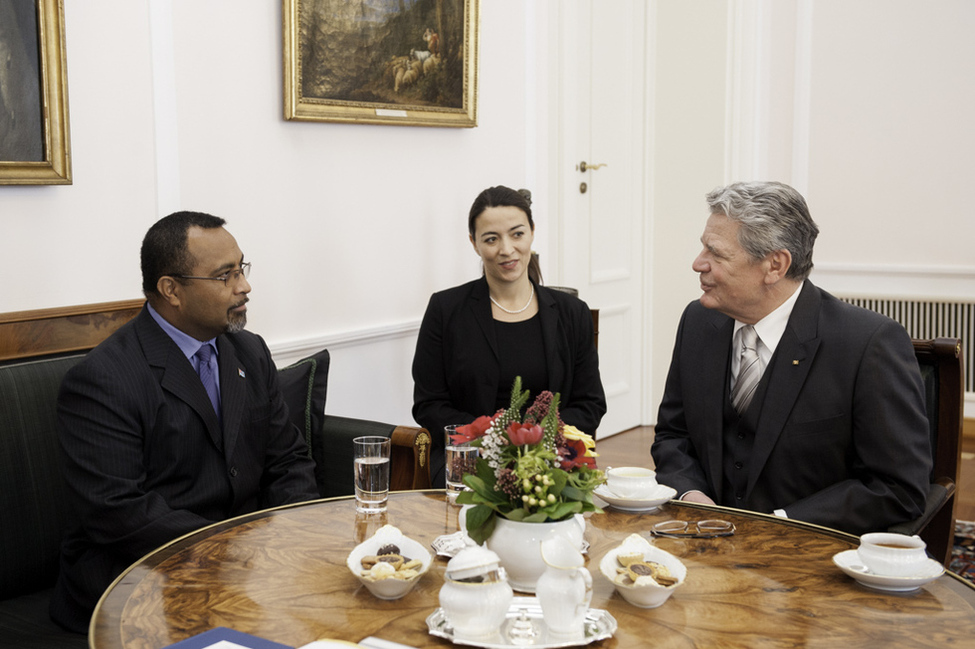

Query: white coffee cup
left=606, top=467, right=657, bottom=500
left=856, top=532, right=928, bottom=577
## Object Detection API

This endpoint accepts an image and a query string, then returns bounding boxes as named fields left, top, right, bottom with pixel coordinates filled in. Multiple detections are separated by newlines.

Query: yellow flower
left=562, top=424, right=599, bottom=457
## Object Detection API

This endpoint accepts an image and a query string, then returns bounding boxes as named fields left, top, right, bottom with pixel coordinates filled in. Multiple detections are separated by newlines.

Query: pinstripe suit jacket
left=50, top=306, right=317, bottom=632
left=651, top=281, right=932, bottom=534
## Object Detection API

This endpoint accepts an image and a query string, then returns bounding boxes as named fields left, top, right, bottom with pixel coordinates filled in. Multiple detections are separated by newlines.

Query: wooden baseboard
left=0, top=299, right=144, bottom=362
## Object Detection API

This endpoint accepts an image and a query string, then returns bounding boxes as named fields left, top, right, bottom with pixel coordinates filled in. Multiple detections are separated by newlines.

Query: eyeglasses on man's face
left=173, top=261, right=251, bottom=286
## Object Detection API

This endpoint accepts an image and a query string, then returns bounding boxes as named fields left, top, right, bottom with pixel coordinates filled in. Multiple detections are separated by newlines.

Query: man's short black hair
left=141, top=211, right=226, bottom=297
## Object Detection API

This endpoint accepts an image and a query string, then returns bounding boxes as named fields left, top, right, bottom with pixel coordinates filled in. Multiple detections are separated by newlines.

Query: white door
left=552, top=1, right=648, bottom=439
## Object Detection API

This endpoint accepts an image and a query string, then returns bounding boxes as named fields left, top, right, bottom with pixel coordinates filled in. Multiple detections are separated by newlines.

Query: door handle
left=577, top=161, right=607, bottom=172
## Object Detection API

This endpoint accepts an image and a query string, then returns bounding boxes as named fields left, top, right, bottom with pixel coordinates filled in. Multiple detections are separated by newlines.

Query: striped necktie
left=731, top=325, right=761, bottom=415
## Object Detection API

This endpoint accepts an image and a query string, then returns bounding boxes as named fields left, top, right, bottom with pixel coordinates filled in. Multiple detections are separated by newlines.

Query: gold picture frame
left=0, top=0, right=71, bottom=185
left=284, top=0, right=478, bottom=128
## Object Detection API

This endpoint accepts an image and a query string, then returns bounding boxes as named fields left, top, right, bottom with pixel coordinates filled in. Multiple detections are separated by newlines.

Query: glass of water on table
left=444, top=425, right=479, bottom=503
left=353, top=436, right=390, bottom=512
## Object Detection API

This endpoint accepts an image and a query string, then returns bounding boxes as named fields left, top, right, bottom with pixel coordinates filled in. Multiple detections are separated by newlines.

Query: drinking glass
left=444, top=425, right=479, bottom=503
left=353, top=436, right=391, bottom=513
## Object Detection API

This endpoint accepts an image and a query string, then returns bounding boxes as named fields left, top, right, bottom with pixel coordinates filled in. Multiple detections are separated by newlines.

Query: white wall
left=3, top=0, right=974, bottom=429
left=649, top=0, right=732, bottom=416
left=0, top=1, right=550, bottom=426
left=1, top=2, right=159, bottom=308
left=807, top=0, right=975, bottom=285
left=647, top=0, right=975, bottom=419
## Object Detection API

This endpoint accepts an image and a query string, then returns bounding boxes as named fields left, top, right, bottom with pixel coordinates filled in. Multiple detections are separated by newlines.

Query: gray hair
left=706, top=181, right=819, bottom=281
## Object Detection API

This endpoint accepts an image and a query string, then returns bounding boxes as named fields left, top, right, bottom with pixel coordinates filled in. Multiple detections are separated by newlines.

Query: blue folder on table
left=164, top=626, right=294, bottom=649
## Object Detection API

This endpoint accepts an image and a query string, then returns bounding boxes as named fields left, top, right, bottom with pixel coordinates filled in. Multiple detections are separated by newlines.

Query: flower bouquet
left=454, top=377, right=605, bottom=544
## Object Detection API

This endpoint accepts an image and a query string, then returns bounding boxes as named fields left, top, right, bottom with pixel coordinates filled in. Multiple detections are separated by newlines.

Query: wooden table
left=91, top=491, right=975, bottom=648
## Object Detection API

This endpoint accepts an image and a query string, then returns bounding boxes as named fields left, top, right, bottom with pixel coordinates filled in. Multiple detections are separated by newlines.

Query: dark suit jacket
left=50, top=307, right=318, bottom=632
left=651, top=281, right=931, bottom=535
left=413, top=278, right=606, bottom=483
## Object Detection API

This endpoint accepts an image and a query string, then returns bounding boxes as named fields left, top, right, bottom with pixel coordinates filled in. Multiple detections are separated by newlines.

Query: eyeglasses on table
left=650, top=519, right=736, bottom=538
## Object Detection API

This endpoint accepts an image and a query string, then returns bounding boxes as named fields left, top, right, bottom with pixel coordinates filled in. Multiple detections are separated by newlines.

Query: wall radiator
left=839, top=297, right=974, bottom=394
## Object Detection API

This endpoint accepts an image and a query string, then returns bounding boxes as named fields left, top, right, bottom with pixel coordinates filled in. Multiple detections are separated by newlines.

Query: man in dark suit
left=651, top=181, right=931, bottom=535
left=50, top=211, right=318, bottom=633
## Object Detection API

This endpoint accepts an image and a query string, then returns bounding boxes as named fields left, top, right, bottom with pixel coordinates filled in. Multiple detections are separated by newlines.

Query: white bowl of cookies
left=347, top=524, right=432, bottom=600
left=599, top=533, right=686, bottom=608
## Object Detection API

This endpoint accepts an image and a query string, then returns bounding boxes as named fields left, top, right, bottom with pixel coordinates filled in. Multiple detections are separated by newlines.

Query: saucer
left=832, top=549, right=945, bottom=592
left=593, top=484, right=677, bottom=512
left=432, top=530, right=478, bottom=558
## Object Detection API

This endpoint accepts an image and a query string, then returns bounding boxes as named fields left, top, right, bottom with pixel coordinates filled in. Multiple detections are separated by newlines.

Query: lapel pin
left=238, top=368, right=246, bottom=378
left=792, top=360, right=800, bottom=365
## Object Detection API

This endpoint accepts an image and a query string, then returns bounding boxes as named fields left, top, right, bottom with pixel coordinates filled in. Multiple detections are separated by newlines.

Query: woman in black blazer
left=412, top=186, right=606, bottom=486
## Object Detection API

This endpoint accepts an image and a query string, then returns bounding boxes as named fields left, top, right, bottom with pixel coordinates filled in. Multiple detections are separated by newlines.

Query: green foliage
left=455, top=378, right=605, bottom=545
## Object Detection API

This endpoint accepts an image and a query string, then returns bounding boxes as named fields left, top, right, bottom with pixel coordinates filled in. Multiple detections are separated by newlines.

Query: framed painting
left=284, top=0, right=478, bottom=128
left=0, top=0, right=71, bottom=185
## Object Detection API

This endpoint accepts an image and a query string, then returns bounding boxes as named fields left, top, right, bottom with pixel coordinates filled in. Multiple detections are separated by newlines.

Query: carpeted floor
left=950, top=520, right=975, bottom=584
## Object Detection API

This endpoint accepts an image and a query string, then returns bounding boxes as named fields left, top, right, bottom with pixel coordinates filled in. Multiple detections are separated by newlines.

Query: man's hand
left=680, top=490, right=716, bottom=505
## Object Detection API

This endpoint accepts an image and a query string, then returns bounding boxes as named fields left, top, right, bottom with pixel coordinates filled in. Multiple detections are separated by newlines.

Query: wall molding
left=148, top=3, right=181, bottom=216
left=811, top=263, right=975, bottom=302
left=270, top=319, right=421, bottom=364
left=791, top=0, right=814, bottom=194
left=725, top=0, right=771, bottom=182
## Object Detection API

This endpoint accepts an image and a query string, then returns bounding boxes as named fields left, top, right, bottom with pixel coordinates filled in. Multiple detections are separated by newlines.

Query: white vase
left=484, top=515, right=586, bottom=593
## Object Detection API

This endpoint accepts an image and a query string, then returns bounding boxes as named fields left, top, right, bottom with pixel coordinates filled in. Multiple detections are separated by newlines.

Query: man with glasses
left=50, top=211, right=318, bottom=633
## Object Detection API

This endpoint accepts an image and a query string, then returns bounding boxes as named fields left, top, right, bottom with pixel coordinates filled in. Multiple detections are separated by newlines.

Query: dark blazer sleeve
left=412, top=287, right=484, bottom=481
left=57, top=340, right=215, bottom=563
left=543, top=288, right=606, bottom=435
left=651, top=303, right=718, bottom=498
left=776, top=313, right=931, bottom=531
left=240, top=334, right=320, bottom=508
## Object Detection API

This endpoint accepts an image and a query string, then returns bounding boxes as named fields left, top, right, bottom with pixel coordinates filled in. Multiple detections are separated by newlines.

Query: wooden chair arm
left=390, top=425, right=432, bottom=491
left=934, top=476, right=956, bottom=498
left=320, top=415, right=431, bottom=496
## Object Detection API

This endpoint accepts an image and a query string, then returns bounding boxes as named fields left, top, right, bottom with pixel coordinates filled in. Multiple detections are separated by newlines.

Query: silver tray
left=426, top=597, right=617, bottom=648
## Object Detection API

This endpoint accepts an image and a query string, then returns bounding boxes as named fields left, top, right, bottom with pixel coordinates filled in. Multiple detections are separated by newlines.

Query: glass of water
left=353, top=436, right=391, bottom=513
left=444, top=425, right=479, bottom=503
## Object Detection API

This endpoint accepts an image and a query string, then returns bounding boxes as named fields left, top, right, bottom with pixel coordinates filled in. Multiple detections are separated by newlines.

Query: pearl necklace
left=490, top=283, right=535, bottom=314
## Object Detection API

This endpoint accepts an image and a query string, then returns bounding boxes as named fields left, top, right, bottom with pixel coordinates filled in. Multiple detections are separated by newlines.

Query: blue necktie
left=195, top=343, right=222, bottom=424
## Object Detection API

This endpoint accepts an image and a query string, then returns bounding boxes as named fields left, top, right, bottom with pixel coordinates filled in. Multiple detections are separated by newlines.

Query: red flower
left=560, top=438, right=596, bottom=470
left=452, top=415, right=494, bottom=445
left=506, top=422, right=544, bottom=446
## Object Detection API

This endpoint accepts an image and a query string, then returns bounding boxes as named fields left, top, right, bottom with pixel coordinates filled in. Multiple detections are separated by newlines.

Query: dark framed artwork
left=0, top=0, right=71, bottom=185
left=284, top=0, right=478, bottom=128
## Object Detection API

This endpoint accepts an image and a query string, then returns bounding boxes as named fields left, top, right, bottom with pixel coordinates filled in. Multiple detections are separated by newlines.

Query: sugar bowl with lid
left=439, top=545, right=513, bottom=638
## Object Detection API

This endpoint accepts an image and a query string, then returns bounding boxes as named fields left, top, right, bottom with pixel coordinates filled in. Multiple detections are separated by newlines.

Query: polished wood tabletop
left=91, top=490, right=975, bottom=649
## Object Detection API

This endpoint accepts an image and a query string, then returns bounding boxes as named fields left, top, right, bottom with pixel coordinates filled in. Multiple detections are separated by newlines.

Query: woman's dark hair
left=141, top=210, right=226, bottom=297
left=468, top=185, right=543, bottom=284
